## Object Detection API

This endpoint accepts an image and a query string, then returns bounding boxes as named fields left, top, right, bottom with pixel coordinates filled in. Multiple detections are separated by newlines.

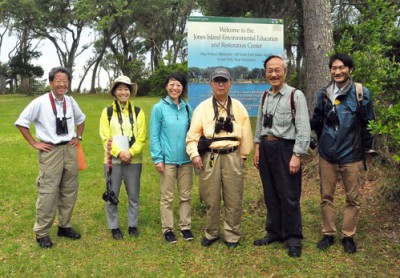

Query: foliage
left=8, top=47, right=43, bottom=79
left=335, top=0, right=400, bottom=163
left=147, top=62, right=188, bottom=96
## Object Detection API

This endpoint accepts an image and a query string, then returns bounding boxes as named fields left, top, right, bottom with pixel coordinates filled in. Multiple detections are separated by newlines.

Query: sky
left=0, top=27, right=109, bottom=91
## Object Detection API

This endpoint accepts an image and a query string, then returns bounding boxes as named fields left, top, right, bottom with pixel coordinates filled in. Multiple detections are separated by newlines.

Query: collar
left=268, top=83, right=289, bottom=97
left=164, top=95, right=186, bottom=107
left=50, top=91, right=64, bottom=103
left=113, top=99, right=131, bottom=110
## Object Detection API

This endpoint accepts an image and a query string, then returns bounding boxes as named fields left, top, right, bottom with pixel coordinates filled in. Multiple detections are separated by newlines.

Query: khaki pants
left=319, top=157, right=363, bottom=237
left=160, top=163, right=193, bottom=233
left=34, top=144, right=79, bottom=238
left=200, top=151, right=243, bottom=243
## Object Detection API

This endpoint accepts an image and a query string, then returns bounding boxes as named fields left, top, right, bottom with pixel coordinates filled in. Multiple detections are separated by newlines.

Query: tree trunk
left=303, top=0, right=334, bottom=115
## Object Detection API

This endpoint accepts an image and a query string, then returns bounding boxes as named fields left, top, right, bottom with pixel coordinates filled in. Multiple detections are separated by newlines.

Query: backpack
left=107, top=105, right=140, bottom=125
left=355, top=82, right=364, bottom=104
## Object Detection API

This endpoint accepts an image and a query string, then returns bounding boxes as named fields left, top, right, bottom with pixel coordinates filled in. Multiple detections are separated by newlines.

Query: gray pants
left=103, top=163, right=142, bottom=229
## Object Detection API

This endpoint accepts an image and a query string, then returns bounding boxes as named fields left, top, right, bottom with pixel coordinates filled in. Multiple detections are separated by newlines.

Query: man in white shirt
left=15, top=67, right=86, bottom=248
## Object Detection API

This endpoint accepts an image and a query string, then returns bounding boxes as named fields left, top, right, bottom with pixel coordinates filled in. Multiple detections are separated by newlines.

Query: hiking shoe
left=288, top=246, right=302, bottom=258
left=181, top=230, right=194, bottom=241
left=111, top=228, right=123, bottom=240
left=164, top=231, right=177, bottom=243
left=201, top=236, right=219, bottom=247
left=36, top=236, right=53, bottom=248
left=317, top=235, right=335, bottom=250
left=57, top=227, right=81, bottom=240
left=128, top=227, right=138, bottom=237
left=223, top=240, right=239, bottom=248
left=253, top=234, right=281, bottom=246
left=342, top=237, right=357, bottom=254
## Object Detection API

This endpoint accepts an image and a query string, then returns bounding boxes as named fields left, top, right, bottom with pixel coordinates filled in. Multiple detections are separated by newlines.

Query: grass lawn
left=0, top=93, right=399, bottom=277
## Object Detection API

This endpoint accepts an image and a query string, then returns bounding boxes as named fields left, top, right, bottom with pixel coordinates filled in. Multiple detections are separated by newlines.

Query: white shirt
left=15, top=92, right=86, bottom=144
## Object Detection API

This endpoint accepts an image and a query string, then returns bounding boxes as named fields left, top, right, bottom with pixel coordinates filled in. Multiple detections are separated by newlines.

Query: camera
left=263, top=113, right=273, bottom=128
left=310, top=138, right=318, bottom=150
left=215, top=117, right=233, bottom=133
left=56, top=117, right=68, bottom=135
left=102, top=190, right=119, bottom=205
left=325, top=108, right=338, bottom=125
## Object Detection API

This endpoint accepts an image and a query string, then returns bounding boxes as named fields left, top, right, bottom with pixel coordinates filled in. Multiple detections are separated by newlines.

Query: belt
left=56, top=141, right=69, bottom=145
left=43, top=141, right=69, bottom=146
left=210, top=146, right=238, bottom=154
left=262, top=135, right=293, bottom=142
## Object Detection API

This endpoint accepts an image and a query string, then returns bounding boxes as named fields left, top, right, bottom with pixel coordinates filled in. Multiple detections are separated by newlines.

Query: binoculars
left=215, top=117, right=233, bottom=133
left=263, top=113, right=273, bottom=128
left=56, top=117, right=68, bottom=135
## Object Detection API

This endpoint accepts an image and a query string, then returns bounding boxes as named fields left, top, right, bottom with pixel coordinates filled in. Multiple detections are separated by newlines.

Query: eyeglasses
left=266, top=67, right=285, bottom=75
left=54, top=80, right=68, bottom=84
left=330, top=65, right=347, bottom=71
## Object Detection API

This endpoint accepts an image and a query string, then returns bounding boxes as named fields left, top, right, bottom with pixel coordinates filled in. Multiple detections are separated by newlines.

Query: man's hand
left=192, top=156, right=203, bottom=171
left=68, top=137, right=80, bottom=147
left=289, top=155, right=301, bottom=175
left=32, top=141, right=54, bottom=153
left=253, top=144, right=260, bottom=169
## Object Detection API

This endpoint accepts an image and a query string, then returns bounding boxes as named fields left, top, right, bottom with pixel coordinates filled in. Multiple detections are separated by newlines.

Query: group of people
left=15, top=53, right=375, bottom=259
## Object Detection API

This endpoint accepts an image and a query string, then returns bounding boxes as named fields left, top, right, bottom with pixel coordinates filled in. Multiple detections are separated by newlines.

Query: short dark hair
left=329, top=53, right=355, bottom=70
left=49, top=67, right=71, bottom=82
left=263, top=55, right=287, bottom=69
left=164, top=72, right=187, bottom=91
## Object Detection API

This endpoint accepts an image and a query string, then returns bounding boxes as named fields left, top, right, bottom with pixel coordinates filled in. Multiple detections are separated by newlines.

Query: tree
left=2, top=0, right=93, bottom=90
left=133, top=0, right=195, bottom=70
left=303, top=0, right=334, bottom=115
left=8, top=45, right=44, bottom=93
left=335, top=0, right=400, bottom=163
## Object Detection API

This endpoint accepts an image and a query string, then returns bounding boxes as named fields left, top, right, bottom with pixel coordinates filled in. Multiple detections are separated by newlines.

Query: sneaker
left=111, top=228, right=123, bottom=240
left=181, top=230, right=194, bottom=241
left=317, top=235, right=335, bottom=250
left=164, top=231, right=177, bottom=243
left=342, top=237, right=357, bottom=254
left=128, top=227, right=138, bottom=237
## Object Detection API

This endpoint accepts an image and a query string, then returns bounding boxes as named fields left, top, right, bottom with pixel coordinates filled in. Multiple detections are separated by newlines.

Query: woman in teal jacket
left=150, top=72, right=194, bottom=244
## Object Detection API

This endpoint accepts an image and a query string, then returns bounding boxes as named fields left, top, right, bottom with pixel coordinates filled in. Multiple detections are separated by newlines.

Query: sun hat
left=109, top=75, right=138, bottom=96
left=210, top=68, right=231, bottom=81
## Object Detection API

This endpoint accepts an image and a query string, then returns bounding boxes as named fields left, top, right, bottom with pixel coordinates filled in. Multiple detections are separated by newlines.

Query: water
left=188, top=83, right=270, bottom=117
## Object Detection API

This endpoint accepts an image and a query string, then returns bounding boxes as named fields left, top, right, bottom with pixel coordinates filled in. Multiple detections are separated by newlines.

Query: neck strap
left=49, top=93, right=66, bottom=118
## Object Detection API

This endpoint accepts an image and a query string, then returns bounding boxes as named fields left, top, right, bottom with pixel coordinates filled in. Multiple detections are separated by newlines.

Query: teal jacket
left=150, top=96, right=192, bottom=165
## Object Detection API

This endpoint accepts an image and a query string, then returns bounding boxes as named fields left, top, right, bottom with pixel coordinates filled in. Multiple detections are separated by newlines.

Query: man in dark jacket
left=311, top=53, right=375, bottom=254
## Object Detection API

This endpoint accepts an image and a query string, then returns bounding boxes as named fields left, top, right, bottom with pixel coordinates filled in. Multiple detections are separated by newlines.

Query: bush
left=147, top=62, right=188, bottom=96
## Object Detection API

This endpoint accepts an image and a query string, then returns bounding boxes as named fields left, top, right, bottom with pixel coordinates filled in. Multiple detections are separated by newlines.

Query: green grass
left=0, top=94, right=399, bottom=277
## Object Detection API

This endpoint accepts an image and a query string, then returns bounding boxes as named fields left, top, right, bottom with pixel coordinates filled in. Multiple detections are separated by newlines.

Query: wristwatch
left=293, top=153, right=300, bottom=157
left=77, top=135, right=82, bottom=141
